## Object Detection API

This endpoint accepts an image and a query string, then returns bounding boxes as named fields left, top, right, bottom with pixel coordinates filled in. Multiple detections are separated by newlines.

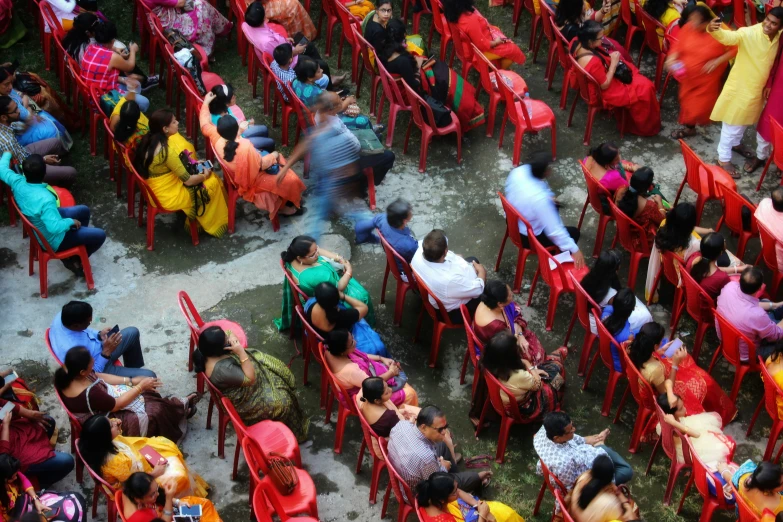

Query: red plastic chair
left=757, top=221, right=783, bottom=300
left=53, top=388, right=85, bottom=483
left=567, top=53, right=626, bottom=146
left=375, top=59, right=412, bottom=148
left=634, top=0, right=668, bottom=90
left=645, top=400, right=692, bottom=505
left=708, top=311, right=761, bottom=401
left=252, top=481, right=319, bottom=522
left=445, top=20, right=477, bottom=79
left=242, top=437, right=319, bottom=520
left=475, top=368, right=540, bottom=463
left=674, top=139, right=735, bottom=225
left=515, top=0, right=542, bottom=50
left=221, top=397, right=302, bottom=481
left=402, top=0, right=433, bottom=35
left=260, top=55, right=296, bottom=147
left=66, top=56, right=103, bottom=156
left=526, top=226, right=590, bottom=331
left=201, top=374, right=230, bottom=458
left=318, top=0, right=341, bottom=57
left=677, top=434, right=735, bottom=521
left=378, top=229, right=417, bottom=327
left=334, top=2, right=362, bottom=80
left=746, top=358, right=783, bottom=462
left=10, top=196, right=95, bottom=298
left=553, top=490, right=576, bottom=522
left=471, top=43, right=527, bottom=138
left=401, top=81, right=462, bottom=173
left=496, top=192, right=537, bottom=293
left=584, top=309, right=627, bottom=417
left=620, top=0, right=643, bottom=50
left=539, top=2, right=557, bottom=81
left=295, top=306, right=327, bottom=407
left=411, top=269, right=463, bottom=367
left=608, top=198, right=652, bottom=289
left=279, top=259, right=309, bottom=340
left=719, top=188, right=759, bottom=261
left=123, top=151, right=200, bottom=251
left=459, top=304, right=485, bottom=401
left=103, top=119, right=127, bottom=199
left=614, top=346, right=657, bottom=453
left=757, top=117, right=783, bottom=191
left=532, top=459, right=568, bottom=519
left=38, top=0, right=62, bottom=71
left=566, top=273, right=601, bottom=376
left=577, top=161, right=616, bottom=258
left=430, top=0, right=453, bottom=62
left=379, top=437, right=416, bottom=522
left=355, top=399, right=389, bottom=506
left=646, top=250, right=686, bottom=330
left=322, top=342, right=361, bottom=454
left=550, top=24, right=576, bottom=110
left=732, top=482, right=762, bottom=522
left=676, top=263, right=716, bottom=361
left=243, top=30, right=266, bottom=107
left=496, top=61, right=557, bottom=168
left=352, top=25, right=382, bottom=116
left=114, top=490, right=128, bottom=522
left=658, top=33, right=680, bottom=104
left=75, top=438, right=118, bottom=522
left=230, top=0, right=248, bottom=65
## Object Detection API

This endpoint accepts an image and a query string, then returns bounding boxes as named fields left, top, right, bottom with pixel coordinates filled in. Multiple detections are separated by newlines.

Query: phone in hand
left=663, top=338, right=683, bottom=358
left=3, top=371, right=18, bottom=385
left=196, top=160, right=213, bottom=173
left=108, top=325, right=120, bottom=337
left=0, top=401, right=15, bottom=420
left=174, top=504, right=202, bottom=522
left=298, top=36, right=309, bottom=46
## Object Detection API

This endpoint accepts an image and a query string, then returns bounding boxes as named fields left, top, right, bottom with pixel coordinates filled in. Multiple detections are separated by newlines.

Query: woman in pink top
left=147, top=0, right=231, bottom=56
left=582, top=142, right=640, bottom=197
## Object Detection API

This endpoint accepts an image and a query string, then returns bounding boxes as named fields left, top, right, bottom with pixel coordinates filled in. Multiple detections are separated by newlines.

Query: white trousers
left=717, top=123, right=771, bottom=162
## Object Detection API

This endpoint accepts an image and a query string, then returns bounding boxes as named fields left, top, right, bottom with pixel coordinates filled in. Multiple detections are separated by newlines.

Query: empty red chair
left=375, top=59, right=412, bottom=148
left=75, top=438, right=118, bottom=522
left=334, top=2, right=362, bottom=78
left=708, top=311, right=761, bottom=401
left=550, top=24, right=576, bottom=110
left=201, top=374, right=231, bottom=458
left=496, top=60, right=557, bottom=168
left=411, top=269, right=463, bottom=367
left=566, top=53, right=626, bottom=146
left=719, top=187, right=759, bottom=261
left=532, top=459, right=568, bottom=519
left=252, top=481, right=319, bottom=522
left=401, top=81, right=462, bottom=173
left=318, top=0, right=341, bottom=56
left=379, top=438, right=416, bottom=522
left=496, top=192, right=536, bottom=293
left=746, top=358, right=783, bottom=461
left=242, top=436, right=319, bottom=520
left=757, top=221, right=783, bottom=300
left=378, top=229, right=417, bottom=327
left=757, top=117, right=783, bottom=191
left=475, top=368, right=539, bottom=463
left=355, top=399, right=389, bottom=506
left=634, top=0, right=669, bottom=90
left=615, top=347, right=657, bottom=453
left=674, top=139, right=735, bottom=225
left=471, top=43, right=527, bottom=138
left=430, top=0, right=453, bottom=62
left=221, top=397, right=301, bottom=481
left=646, top=251, right=686, bottom=331
left=676, top=264, right=716, bottom=361
left=321, top=342, right=361, bottom=454
left=585, top=309, right=627, bottom=417
left=645, top=400, right=692, bottom=505
left=608, top=198, right=652, bottom=289
left=459, top=304, right=485, bottom=401
left=352, top=25, right=382, bottom=116
left=527, top=228, right=590, bottom=331
left=578, top=161, right=616, bottom=258
left=677, top=434, right=735, bottom=521
left=10, top=196, right=95, bottom=298
left=567, top=274, right=601, bottom=376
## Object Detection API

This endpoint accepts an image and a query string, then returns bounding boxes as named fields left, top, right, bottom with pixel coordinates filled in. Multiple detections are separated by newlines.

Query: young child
left=271, top=44, right=329, bottom=100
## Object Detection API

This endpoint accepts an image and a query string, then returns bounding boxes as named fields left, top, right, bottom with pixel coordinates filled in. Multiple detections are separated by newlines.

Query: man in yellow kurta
left=708, top=9, right=783, bottom=176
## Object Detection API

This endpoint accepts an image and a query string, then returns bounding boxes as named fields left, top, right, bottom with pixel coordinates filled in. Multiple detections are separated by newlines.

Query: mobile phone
left=108, top=325, right=120, bottom=337
left=0, top=401, right=15, bottom=419
left=663, top=338, right=683, bottom=358
left=196, top=160, right=213, bottom=173
left=44, top=508, right=61, bottom=520
left=3, top=371, right=17, bottom=385
left=298, top=36, right=309, bottom=46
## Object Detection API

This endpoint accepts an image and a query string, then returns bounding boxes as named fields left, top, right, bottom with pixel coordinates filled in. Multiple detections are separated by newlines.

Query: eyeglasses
left=378, top=7, right=392, bottom=12
left=429, top=423, right=449, bottom=433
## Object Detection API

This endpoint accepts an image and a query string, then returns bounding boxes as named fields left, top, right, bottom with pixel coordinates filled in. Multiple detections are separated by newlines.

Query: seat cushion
left=490, top=70, right=527, bottom=95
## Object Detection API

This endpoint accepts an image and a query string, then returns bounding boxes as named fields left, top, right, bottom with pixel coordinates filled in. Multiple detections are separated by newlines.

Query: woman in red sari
left=443, top=0, right=525, bottom=69
left=626, top=322, right=736, bottom=425
left=121, top=472, right=221, bottom=522
left=666, top=4, right=736, bottom=139
left=571, top=21, right=661, bottom=137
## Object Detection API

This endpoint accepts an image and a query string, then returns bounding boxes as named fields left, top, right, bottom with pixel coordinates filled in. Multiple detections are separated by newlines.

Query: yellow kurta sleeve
left=709, top=27, right=744, bottom=46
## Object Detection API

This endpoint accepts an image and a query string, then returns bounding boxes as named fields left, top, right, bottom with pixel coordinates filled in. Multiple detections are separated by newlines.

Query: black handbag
left=424, top=95, right=452, bottom=128
left=596, top=47, right=633, bottom=85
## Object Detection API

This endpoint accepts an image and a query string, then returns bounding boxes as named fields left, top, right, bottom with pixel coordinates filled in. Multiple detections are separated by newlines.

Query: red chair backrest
left=321, top=0, right=338, bottom=19
left=54, top=387, right=83, bottom=438
left=732, top=482, right=762, bottom=522
left=552, top=24, right=572, bottom=71
left=45, top=328, right=63, bottom=366
left=377, top=229, right=415, bottom=287
left=619, top=344, right=656, bottom=412
left=123, top=151, right=170, bottom=211
left=722, top=188, right=758, bottom=239
left=446, top=20, right=476, bottom=68
left=202, top=371, right=228, bottom=422
left=567, top=52, right=604, bottom=108
left=492, top=56, right=535, bottom=131
left=334, top=1, right=361, bottom=44
left=758, top=355, right=783, bottom=423
left=376, top=58, right=410, bottom=109
left=460, top=304, right=484, bottom=372
left=635, top=0, right=666, bottom=53
left=287, top=82, right=316, bottom=131
left=682, top=434, right=732, bottom=508
left=620, top=0, right=636, bottom=27
left=321, top=342, right=361, bottom=413
left=430, top=0, right=450, bottom=38
left=355, top=396, right=386, bottom=461
left=540, top=2, right=556, bottom=43
left=553, top=490, right=576, bottom=522
left=296, top=307, right=325, bottom=368
left=352, top=25, right=377, bottom=75
left=660, top=250, right=685, bottom=288
left=402, top=81, right=437, bottom=131
left=757, top=220, right=781, bottom=273
left=528, top=227, right=570, bottom=289
left=715, top=310, right=759, bottom=370
left=115, top=490, right=128, bottom=522
left=9, top=196, right=58, bottom=255
left=177, top=289, right=205, bottom=336
left=540, top=458, right=568, bottom=496
left=411, top=269, right=458, bottom=327
left=771, top=117, right=783, bottom=171
left=569, top=273, right=602, bottom=332
left=679, top=139, right=722, bottom=199
left=39, top=1, right=64, bottom=38
left=471, top=43, right=499, bottom=98
left=608, top=198, right=651, bottom=255
left=580, top=161, right=613, bottom=218
left=221, top=396, right=249, bottom=441
left=498, top=191, right=529, bottom=252
left=210, top=141, right=239, bottom=190
left=483, top=368, right=526, bottom=423
left=75, top=438, right=117, bottom=498
left=652, top=399, right=690, bottom=463
left=279, top=258, right=309, bottom=304
left=591, top=309, right=627, bottom=376
left=678, top=259, right=717, bottom=324
left=379, top=437, right=416, bottom=506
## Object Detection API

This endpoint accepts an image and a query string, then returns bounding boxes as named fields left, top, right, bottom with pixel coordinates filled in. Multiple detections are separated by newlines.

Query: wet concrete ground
left=0, top=0, right=777, bottom=520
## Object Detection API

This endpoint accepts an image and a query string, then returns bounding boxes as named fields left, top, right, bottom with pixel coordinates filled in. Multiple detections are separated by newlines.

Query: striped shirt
left=80, top=43, right=119, bottom=92
left=0, top=123, right=30, bottom=162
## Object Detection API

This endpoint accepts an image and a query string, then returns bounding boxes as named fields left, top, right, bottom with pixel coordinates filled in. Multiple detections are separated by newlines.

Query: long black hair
left=133, top=110, right=175, bottom=178
left=690, top=232, right=725, bottom=283
left=208, top=84, right=234, bottom=115
left=580, top=249, right=622, bottom=303
left=123, top=472, right=162, bottom=505
left=589, top=142, right=619, bottom=168
left=216, top=115, right=240, bottom=162
left=63, top=12, right=99, bottom=58
left=745, top=462, right=783, bottom=494
left=416, top=472, right=457, bottom=509
left=379, top=18, right=417, bottom=88
left=571, top=20, right=602, bottom=53
left=113, top=100, right=141, bottom=143
left=602, top=288, right=635, bottom=336
left=325, top=329, right=352, bottom=357
left=655, top=202, right=698, bottom=253
left=54, top=346, right=92, bottom=390
left=480, top=280, right=511, bottom=309
left=314, top=282, right=341, bottom=324
left=443, top=0, right=475, bottom=23
left=193, top=326, right=228, bottom=374
left=78, top=415, right=119, bottom=477
left=645, top=0, right=671, bottom=22
left=481, top=331, right=525, bottom=382
left=629, top=322, right=665, bottom=369
left=557, top=0, right=585, bottom=27
left=281, top=235, right=316, bottom=263
left=617, top=167, right=655, bottom=219
left=577, top=455, right=615, bottom=510
left=0, top=454, right=21, bottom=508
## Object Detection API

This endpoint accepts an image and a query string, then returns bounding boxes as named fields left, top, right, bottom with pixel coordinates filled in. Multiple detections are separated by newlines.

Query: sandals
left=465, top=455, right=493, bottom=469
left=185, top=393, right=200, bottom=419
left=744, top=156, right=765, bottom=173
left=732, top=145, right=755, bottom=159
left=671, top=127, right=696, bottom=139
left=718, top=160, right=742, bottom=179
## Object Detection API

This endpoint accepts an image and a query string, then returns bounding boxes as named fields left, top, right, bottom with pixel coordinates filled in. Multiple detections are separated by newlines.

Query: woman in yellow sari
left=109, top=91, right=149, bottom=170
left=78, top=415, right=208, bottom=499
left=133, top=109, right=228, bottom=238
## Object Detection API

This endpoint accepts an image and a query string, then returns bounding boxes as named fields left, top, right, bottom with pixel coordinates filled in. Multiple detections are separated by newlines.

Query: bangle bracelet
left=672, top=365, right=679, bottom=371
left=240, top=357, right=249, bottom=364
left=162, top=509, right=173, bottom=516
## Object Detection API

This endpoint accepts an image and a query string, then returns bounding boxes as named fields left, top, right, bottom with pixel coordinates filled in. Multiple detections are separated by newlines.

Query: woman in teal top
left=291, top=59, right=373, bottom=130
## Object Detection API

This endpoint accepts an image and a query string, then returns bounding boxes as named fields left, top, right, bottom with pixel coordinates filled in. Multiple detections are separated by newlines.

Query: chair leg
left=544, top=287, right=560, bottom=331
left=334, top=406, right=349, bottom=454
left=427, top=321, right=446, bottom=368
left=231, top=437, right=241, bottom=480
left=495, top=417, right=513, bottom=463
left=495, top=228, right=509, bottom=272
left=578, top=332, right=596, bottom=376
left=763, top=421, right=783, bottom=461
left=601, top=371, right=622, bottom=417
left=645, top=438, right=661, bottom=475
left=512, top=249, right=528, bottom=293
left=532, top=480, right=547, bottom=516
left=563, top=309, right=577, bottom=347
left=747, top=397, right=765, bottom=436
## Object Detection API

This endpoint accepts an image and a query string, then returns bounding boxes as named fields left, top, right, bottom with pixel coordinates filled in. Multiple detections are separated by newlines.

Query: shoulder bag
left=267, top=452, right=299, bottom=495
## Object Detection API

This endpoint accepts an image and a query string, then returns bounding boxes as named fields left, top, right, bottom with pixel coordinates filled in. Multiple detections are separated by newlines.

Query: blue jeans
left=241, top=125, right=275, bottom=152
left=100, top=327, right=156, bottom=378
left=56, top=206, right=106, bottom=256
left=26, top=451, right=74, bottom=487
left=601, top=444, right=634, bottom=485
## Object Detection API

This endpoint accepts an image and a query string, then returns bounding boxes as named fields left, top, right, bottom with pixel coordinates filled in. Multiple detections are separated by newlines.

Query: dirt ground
left=0, top=0, right=776, bottom=520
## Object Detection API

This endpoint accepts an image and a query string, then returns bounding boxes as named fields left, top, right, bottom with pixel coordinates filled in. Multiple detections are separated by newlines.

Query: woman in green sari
left=194, top=326, right=309, bottom=441
left=276, top=235, right=375, bottom=331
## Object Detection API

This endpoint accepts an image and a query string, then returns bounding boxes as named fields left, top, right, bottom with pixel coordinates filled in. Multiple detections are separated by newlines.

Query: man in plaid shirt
left=0, top=96, right=76, bottom=188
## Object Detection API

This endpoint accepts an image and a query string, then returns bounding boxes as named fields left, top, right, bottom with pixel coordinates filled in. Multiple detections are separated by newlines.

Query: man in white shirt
left=411, top=229, right=486, bottom=323
left=505, top=151, right=585, bottom=269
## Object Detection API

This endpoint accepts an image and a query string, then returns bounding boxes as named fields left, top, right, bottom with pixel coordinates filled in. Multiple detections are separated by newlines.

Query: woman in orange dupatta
left=666, top=4, right=736, bottom=139
left=199, top=94, right=305, bottom=220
